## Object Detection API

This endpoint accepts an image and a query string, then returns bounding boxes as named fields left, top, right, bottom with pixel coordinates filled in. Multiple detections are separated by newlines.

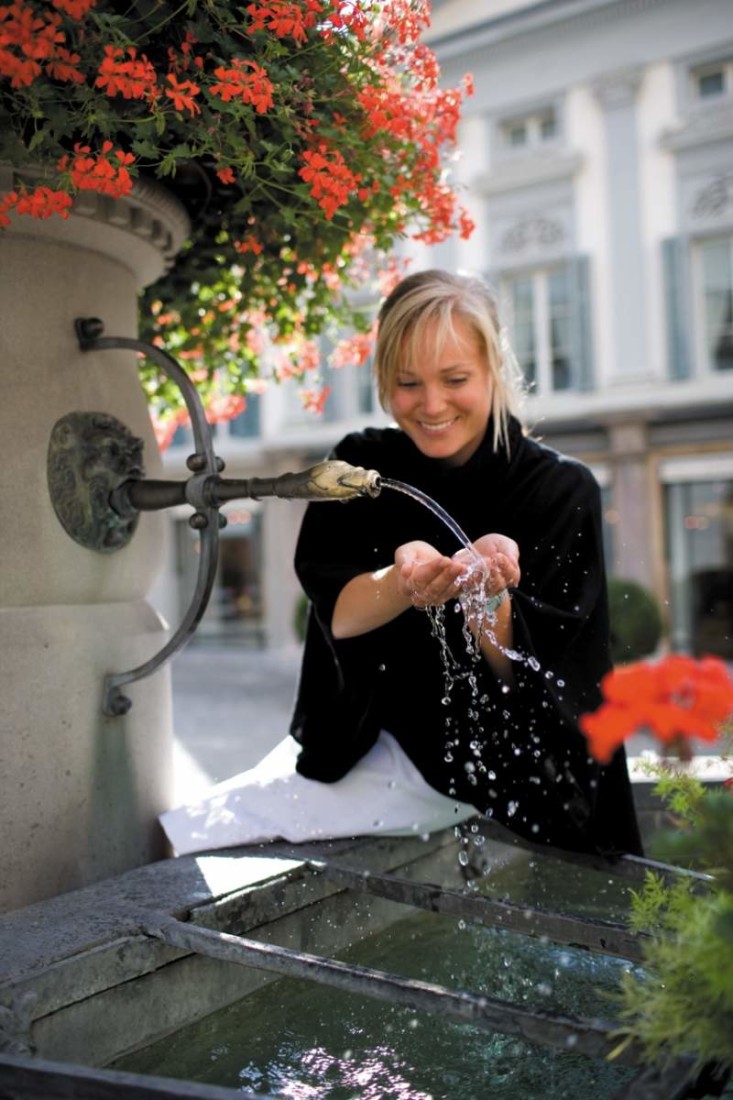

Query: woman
left=160, top=269, right=642, bottom=858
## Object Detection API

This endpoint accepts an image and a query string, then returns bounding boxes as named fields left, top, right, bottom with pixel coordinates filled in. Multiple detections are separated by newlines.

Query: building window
left=504, top=265, right=574, bottom=393
left=690, top=58, right=732, bottom=101
left=499, top=106, right=558, bottom=152
left=169, top=392, right=262, bottom=448
left=697, top=236, right=733, bottom=372
left=228, top=393, right=262, bottom=439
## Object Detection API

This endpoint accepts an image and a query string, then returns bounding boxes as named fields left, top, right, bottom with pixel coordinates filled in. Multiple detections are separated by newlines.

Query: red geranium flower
left=579, top=655, right=733, bottom=764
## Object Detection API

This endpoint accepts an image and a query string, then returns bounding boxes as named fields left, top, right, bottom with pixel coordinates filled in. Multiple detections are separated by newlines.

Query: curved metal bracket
left=75, top=318, right=222, bottom=717
left=70, top=319, right=381, bottom=717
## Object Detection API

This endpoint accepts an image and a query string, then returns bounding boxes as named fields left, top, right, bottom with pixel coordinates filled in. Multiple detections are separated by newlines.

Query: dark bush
left=293, top=591, right=310, bottom=643
left=607, top=577, right=664, bottom=664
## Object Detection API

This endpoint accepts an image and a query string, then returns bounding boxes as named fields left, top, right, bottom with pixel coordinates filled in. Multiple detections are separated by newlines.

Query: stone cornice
left=426, top=0, right=671, bottom=59
left=661, top=102, right=733, bottom=153
left=0, top=164, right=190, bottom=288
left=473, top=150, right=584, bottom=196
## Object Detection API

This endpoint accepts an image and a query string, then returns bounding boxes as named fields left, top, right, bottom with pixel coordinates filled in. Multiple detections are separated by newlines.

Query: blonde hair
left=374, top=269, right=525, bottom=454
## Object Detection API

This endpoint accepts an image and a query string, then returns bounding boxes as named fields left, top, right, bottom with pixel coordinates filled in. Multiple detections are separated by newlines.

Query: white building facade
left=155, top=0, right=733, bottom=660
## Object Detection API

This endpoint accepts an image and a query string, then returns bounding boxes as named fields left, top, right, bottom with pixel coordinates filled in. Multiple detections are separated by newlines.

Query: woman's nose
left=420, top=385, right=446, bottom=414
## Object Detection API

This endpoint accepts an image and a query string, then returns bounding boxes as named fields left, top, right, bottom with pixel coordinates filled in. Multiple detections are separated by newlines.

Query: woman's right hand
left=394, top=540, right=467, bottom=609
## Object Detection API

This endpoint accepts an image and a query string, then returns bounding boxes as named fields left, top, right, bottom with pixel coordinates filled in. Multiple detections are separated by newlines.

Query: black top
left=290, top=418, right=643, bottom=856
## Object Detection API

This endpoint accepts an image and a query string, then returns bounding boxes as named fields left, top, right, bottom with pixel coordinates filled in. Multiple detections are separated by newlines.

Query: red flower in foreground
left=579, top=655, right=733, bottom=764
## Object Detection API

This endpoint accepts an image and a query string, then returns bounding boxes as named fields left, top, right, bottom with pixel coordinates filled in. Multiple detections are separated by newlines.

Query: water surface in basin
left=113, top=882, right=639, bottom=1099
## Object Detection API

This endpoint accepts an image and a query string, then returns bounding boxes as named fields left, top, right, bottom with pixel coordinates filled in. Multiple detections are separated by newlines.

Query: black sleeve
left=289, top=434, right=388, bottom=782
left=294, top=434, right=385, bottom=638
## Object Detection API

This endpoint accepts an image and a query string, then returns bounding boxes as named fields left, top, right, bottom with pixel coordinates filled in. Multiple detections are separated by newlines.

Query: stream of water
left=380, top=478, right=529, bottom=801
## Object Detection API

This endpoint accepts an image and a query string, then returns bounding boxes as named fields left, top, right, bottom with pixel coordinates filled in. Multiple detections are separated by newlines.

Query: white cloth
left=160, top=731, right=476, bottom=857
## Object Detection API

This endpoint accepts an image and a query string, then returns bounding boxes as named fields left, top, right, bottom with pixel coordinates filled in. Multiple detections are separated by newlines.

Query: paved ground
left=171, top=642, right=302, bottom=801
left=170, top=642, right=727, bottom=805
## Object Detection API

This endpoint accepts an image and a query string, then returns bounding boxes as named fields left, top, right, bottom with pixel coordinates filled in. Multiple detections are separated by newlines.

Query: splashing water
left=380, top=478, right=558, bottom=848
left=380, top=478, right=528, bottom=667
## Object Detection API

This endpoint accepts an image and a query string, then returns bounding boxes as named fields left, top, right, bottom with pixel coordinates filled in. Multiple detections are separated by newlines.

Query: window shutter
left=662, top=237, right=692, bottom=380
left=569, top=254, right=593, bottom=391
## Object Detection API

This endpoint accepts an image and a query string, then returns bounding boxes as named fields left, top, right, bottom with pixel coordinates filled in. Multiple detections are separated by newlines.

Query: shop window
left=665, top=479, right=733, bottom=658
left=175, top=513, right=264, bottom=643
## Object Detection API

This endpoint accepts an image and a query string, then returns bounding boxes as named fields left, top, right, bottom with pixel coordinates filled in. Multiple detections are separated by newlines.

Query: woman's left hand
left=454, top=533, right=521, bottom=599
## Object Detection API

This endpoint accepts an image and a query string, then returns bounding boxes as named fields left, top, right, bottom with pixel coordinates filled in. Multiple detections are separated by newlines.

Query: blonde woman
left=161, top=270, right=642, bottom=858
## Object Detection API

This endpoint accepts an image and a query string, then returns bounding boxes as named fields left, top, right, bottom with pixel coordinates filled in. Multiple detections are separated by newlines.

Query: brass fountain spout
left=111, top=459, right=382, bottom=517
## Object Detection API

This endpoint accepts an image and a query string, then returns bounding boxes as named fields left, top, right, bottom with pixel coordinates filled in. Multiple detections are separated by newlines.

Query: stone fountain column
left=0, top=170, right=190, bottom=913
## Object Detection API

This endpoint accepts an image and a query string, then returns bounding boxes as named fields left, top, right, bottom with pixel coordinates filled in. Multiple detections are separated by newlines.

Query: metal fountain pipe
left=112, top=460, right=382, bottom=515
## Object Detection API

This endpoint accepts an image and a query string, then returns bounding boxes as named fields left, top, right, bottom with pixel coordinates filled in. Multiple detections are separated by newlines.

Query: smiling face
left=388, top=314, right=494, bottom=466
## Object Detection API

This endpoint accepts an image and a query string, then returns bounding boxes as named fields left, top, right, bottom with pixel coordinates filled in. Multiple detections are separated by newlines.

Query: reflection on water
left=112, top=883, right=639, bottom=1098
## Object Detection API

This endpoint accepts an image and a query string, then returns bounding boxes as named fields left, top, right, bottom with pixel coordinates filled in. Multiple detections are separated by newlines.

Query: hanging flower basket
left=0, top=0, right=474, bottom=429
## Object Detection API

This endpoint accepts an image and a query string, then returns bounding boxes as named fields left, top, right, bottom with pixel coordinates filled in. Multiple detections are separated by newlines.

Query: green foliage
left=618, top=886, right=733, bottom=1072
left=627, top=870, right=679, bottom=934
left=615, top=757, right=733, bottom=1072
left=607, top=577, right=664, bottom=664
left=652, top=791, right=733, bottom=887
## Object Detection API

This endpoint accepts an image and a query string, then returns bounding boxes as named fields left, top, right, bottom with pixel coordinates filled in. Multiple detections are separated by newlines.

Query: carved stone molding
left=500, top=216, right=565, bottom=254
left=690, top=173, right=733, bottom=222
left=592, top=66, right=644, bottom=109
left=0, top=162, right=190, bottom=287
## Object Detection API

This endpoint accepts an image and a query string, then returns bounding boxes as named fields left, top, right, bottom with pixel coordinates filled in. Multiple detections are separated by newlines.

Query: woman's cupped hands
left=395, top=535, right=520, bottom=610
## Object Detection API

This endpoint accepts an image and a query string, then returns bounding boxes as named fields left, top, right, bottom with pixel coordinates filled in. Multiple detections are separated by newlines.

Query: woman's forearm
left=331, top=565, right=413, bottom=639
